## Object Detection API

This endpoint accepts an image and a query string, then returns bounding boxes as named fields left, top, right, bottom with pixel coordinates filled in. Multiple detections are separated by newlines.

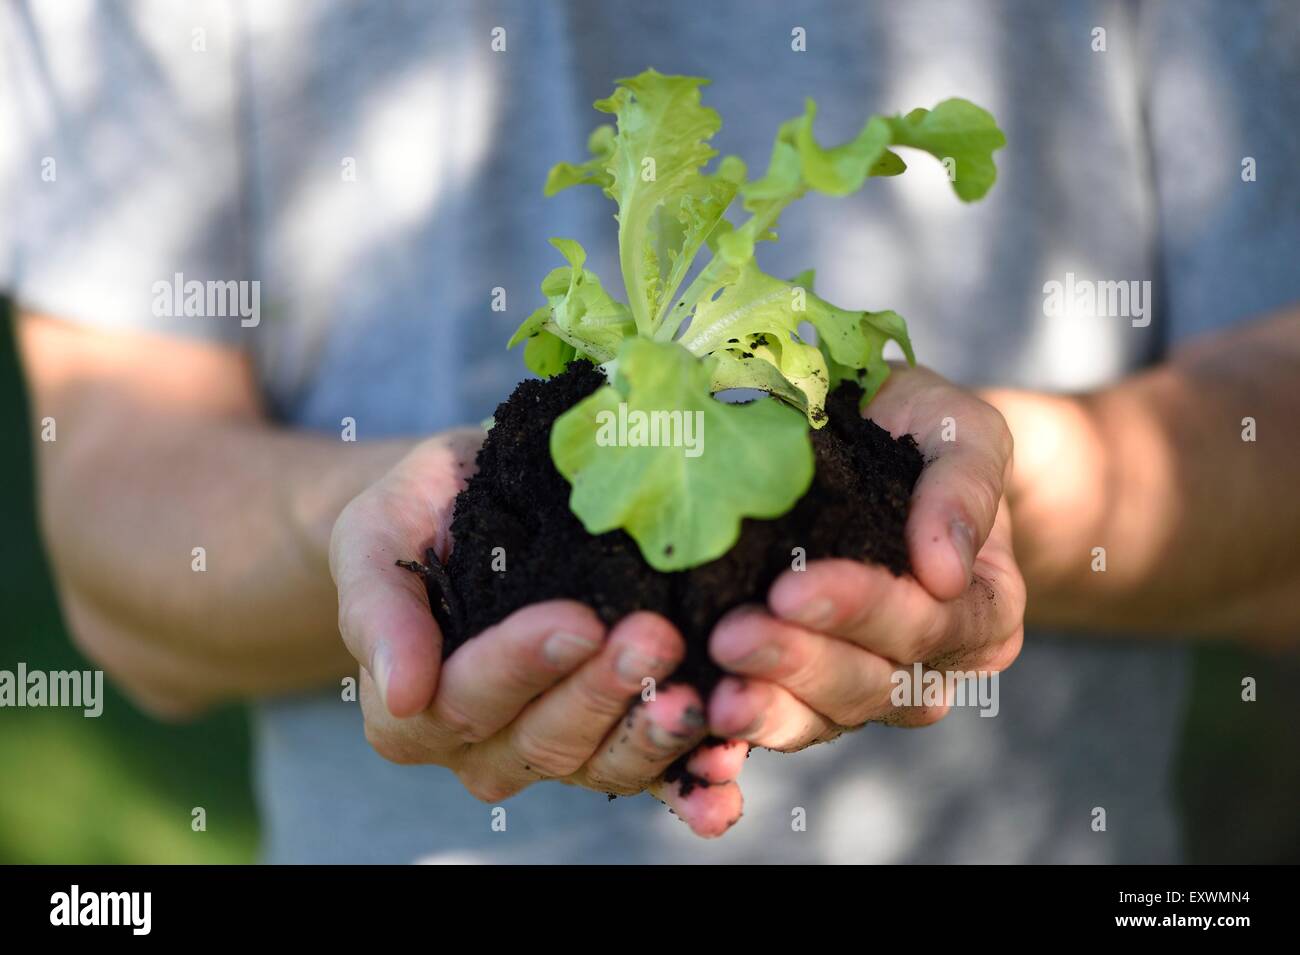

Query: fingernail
left=791, top=597, right=835, bottom=629
left=950, top=518, right=975, bottom=583
left=618, top=647, right=663, bottom=684
left=729, top=645, right=782, bottom=673
left=647, top=721, right=687, bottom=750
left=647, top=706, right=706, bottom=750
left=543, top=630, right=601, bottom=669
left=371, top=643, right=393, bottom=710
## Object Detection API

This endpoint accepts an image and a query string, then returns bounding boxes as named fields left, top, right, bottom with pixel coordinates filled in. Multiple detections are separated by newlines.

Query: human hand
left=706, top=365, right=1026, bottom=747
left=330, top=431, right=746, bottom=836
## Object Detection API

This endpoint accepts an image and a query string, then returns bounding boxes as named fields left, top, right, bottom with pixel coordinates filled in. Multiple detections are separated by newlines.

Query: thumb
left=331, top=517, right=444, bottom=718
left=905, top=407, right=1013, bottom=601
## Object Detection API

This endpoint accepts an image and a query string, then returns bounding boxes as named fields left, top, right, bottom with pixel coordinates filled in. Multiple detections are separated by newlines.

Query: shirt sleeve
left=1141, top=0, right=1300, bottom=345
left=0, top=0, right=247, bottom=344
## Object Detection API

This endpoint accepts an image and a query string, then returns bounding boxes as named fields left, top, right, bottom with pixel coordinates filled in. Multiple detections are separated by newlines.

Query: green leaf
left=884, top=98, right=1006, bottom=201
left=544, top=124, right=616, bottom=196
left=590, top=70, right=730, bottom=334
left=508, top=239, right=635, bottom=366
left=676, top=259, right=831, bottom=425
left=647, top=157, right=744, bottom=328
left=811, top=303, right=915, bottom=404
left=791, top=100, right=893, bottom=196
left=551, top=338, right=813, bottom=571
left=523, top=331, right=577, bottom=378
left=709, top=332, right=830, bottom=424
left=727, top=95, right=1003, bottom=252
left=523, top=78, right=1004, bottom=569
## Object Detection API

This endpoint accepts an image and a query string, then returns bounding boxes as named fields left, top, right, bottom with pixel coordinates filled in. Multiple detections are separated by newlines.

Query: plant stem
left=653, top=194, right=799, bottom=343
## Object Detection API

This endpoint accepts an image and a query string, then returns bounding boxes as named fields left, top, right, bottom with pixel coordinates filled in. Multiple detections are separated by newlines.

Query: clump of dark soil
left=407, top=361, right=923, bottom=705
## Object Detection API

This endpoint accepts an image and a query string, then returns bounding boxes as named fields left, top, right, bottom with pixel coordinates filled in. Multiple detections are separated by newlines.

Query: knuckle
left=568, top=674, right=632, bottom=722
left=761, top=715, right=827, bottom=754
left=510, top=725, right=587, bottom=779
left=1004, top=567, right=1028, bottom=619
left=457, top=769, right=518, bottom=804
left=912, top=608, right=953, bottom=662
left=984, top=627, right=1025, bottom=673
left=494, top=655, right=551, bottom=698
left=982, top=402, right=1014, bottom=460
left=434, top=698, right=489, bottom=744
left=967, top=466, right=1003, bottom=526
left=363, top=722, right=418, bottom=765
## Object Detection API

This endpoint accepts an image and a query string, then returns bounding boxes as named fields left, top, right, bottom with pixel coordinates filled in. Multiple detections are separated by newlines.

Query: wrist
left=285, top=437, right=416, bottom=577
left=979, top=388, right=1111, bottom=623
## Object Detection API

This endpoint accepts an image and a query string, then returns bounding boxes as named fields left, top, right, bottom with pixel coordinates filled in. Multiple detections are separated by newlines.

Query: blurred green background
left=1, top=301, right=1295, bottom=864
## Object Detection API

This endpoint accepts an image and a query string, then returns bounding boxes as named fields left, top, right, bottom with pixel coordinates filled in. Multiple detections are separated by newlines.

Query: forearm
left=39, top=409, right=413, bottom=711
left=985, top=310, right=1300, bottom=645
left=18, top=314, right=416, bottom=713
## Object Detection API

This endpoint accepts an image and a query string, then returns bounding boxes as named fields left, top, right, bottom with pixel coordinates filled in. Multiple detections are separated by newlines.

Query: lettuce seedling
left=510, top=70, right=1003, bottom=571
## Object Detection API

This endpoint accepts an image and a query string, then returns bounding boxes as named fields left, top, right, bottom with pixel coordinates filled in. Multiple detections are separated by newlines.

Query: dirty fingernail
left=648, top=721, right=687, bottom=750
left=682, top=705, right=706, bottom=730
left=950, top=518, right=976, bottom=583
left=647, top=706, right=705, bottom=750
left=543, top=630, right=601, bottom=669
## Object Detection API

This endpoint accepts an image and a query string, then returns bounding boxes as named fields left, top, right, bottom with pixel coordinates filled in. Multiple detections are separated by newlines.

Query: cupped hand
left=329, top=430, right=746, bottom=837
left=707, top=365, right=1027, bottom=748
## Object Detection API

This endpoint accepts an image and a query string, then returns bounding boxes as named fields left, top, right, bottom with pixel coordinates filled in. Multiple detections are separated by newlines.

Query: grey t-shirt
left=5, top=0, right=1299, bottom=862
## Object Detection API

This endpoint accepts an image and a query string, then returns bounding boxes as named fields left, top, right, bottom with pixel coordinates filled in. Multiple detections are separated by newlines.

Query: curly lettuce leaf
left=814, top=305, right=915, bottom=403
left=714, top=96, right=1002, bottom=267
left=551, top=338, right=813, bottom=571
left=508, top=238, right=634, bottom=373
left=523, top=74, right=1004, bottom=570
left=675, top=258, right=830, bottom=423
left=781, top=268, right=915, bottom=405
left=546, top=71, right=737, bottom=336
left=523, top=328, right=577, bottom=378
left=544, top=124, right=616, bottom=195
left=884, top=99, right=1006, bottom=201
left=673, top=253, right=914, bottom=418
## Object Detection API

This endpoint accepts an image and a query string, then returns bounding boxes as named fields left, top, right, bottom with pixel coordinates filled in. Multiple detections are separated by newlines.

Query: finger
left=925, top=501, right=1027, bottom=672
left=576, top=683, right=707, bottom=795
left=650, top=777, right=744, bottom=839
left=769, top=559, right=949, bottom=665
left=708, top=676, right=841, bottom=752
left=429, top=601, right=606, bottom=745
left=710, top=605, right=897, bottom=726
left=462, top=612, right=684, bottom=793
left=905, top=406, right=1013, bottom=601
left=684, top=737, right=750, bottom=784
left=332, top=507, right=445, bottom=717
left=357, top=666, right=446, bottom=765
